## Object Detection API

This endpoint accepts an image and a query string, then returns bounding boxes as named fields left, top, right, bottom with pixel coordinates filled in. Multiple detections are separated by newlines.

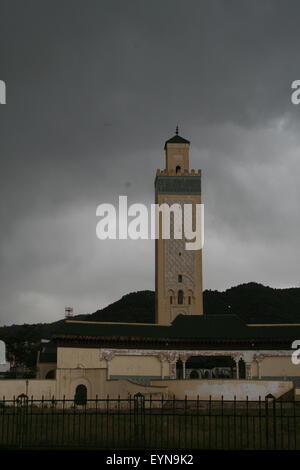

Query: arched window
left=178, top=290, right=184, bottom=305
left=190, top=370, right=199, bottom=379
left=187, top=290, right=193, bottom=305
left=176, top=165, right=181, bottom=173
left=178, top=274, right=182, bottom=283
left=168, top=289, right=174, bottom=305
left=74, top=384, right=87, bottom=405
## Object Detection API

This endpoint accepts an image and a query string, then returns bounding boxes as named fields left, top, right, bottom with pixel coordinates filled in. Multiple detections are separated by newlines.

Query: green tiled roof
left=52, top=314, right=300, bottom=341
left=164, top=134, right=190, bottom=149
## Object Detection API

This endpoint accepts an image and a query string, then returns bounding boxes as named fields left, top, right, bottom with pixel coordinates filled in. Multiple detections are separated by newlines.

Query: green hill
left=204, top=282, right=300, bottom=324
left=87, top=282, right=300, bottom=324
left=1, top=282, right=300, bottom=368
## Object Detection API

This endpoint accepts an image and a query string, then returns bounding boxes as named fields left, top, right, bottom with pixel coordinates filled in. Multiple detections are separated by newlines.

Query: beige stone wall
left=105, top=377, right=167, bottom=399
left=150, top=379, right=294, bottom=401
left=0, top=379, right=56, bottom=400
left=57, top=347, right=106, bottom=369
left=55, top=349, right=168, bottom=400
left=260, top=356, right=300, bottom=377
left=56, top=368, right=167, bottom=401
left=57, top=348, right=169, bottom=378
left=0, top=374, right=294, bottom=401
left=56, top=347, right=300, bottom=382
left=109, top=355, right=162, bottom=376
left=2, top=348, right=298, bottom=401
left=0, top=372, right=167, bottom=402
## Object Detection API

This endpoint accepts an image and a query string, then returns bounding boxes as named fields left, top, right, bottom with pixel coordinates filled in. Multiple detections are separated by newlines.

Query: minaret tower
left=155, top=128, right=203, bottom=325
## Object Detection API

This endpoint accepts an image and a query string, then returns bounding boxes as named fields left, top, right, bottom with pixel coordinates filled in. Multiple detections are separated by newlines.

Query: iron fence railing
left=0, top=394, right=299, bottom=449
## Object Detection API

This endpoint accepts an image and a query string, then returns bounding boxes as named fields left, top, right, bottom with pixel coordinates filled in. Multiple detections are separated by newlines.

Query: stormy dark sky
left=0, top=0, right=300, bottom=325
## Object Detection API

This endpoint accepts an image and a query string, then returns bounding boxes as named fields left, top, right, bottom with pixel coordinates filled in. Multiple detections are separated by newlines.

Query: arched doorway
left=74, top=384, right=87, bottom=405
left=176, top=359, right=183, bottom=379
left=190, top=370, right=199, bottom=379
left=238, top=359, right=246, bottom=379
left=45, top=369, right=55, bottom=379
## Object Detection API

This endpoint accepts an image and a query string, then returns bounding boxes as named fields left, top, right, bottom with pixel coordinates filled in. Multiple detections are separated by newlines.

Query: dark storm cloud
left=0, top=0, right=300, bottom=324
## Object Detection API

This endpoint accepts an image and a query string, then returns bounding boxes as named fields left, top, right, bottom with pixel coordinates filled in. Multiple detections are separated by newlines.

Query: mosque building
left=2, top=130, right=300, bottom=401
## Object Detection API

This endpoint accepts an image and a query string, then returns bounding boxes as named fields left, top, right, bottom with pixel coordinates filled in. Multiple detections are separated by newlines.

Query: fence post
left=134, top=393, right=145, bottom=448
left=16, top=393, right=28, bottom=449
left=258, top=396, right=262, bottom=449
left=265, top=394, right=276, bottom=450
left=221, top=395, right=224, bottom=449
left=233, top=395, right=236, bottom=449
left=272, top=395, right=277, bottom=450
left=265, top=396, right=269, bottom=449
left=246, top=395, right=249, bottom=449
left=209, top=395, right=212, bottom=449
left=293, top=398, right=297, bottom=450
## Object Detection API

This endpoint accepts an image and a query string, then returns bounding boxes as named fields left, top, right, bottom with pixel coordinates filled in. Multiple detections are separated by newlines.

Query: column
left=180, top=354, right=189, bottom=380
left=235, top=359, right=240, bottom=379
left=245, top=363, right=252, bottom=380
left=101, top=351, right=115, bottom=380
left=159, top=354, right=167, bottom=379
left=257, top=360, right=261, bottom=379
left=170, top=360, right=177, bottom=379
left=182, top=360, right=186, bottom=380
left=167, top=352, right=178, bottom=379
left=254, top=354, right=263, bottom=379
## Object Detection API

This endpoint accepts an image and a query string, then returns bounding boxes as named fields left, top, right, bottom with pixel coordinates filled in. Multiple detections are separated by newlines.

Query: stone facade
left=155, top=136, right=203, bottom=325
left=3, top=346, right=295, bottom=401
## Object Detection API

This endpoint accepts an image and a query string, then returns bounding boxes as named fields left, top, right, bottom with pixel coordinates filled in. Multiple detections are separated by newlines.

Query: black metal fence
left=0, top=394, right=300, bottom=449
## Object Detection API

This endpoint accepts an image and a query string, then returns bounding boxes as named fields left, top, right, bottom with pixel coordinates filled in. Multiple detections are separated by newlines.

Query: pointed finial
left=175, top=125, right=179, bottom=135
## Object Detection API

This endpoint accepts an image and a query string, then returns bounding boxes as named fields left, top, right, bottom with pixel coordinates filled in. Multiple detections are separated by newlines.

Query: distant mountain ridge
left=1, top=282, right=300, bottom=367
left=204, top=282, right=300, bottom=324
left=85, top=282, right=300, bottom=325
